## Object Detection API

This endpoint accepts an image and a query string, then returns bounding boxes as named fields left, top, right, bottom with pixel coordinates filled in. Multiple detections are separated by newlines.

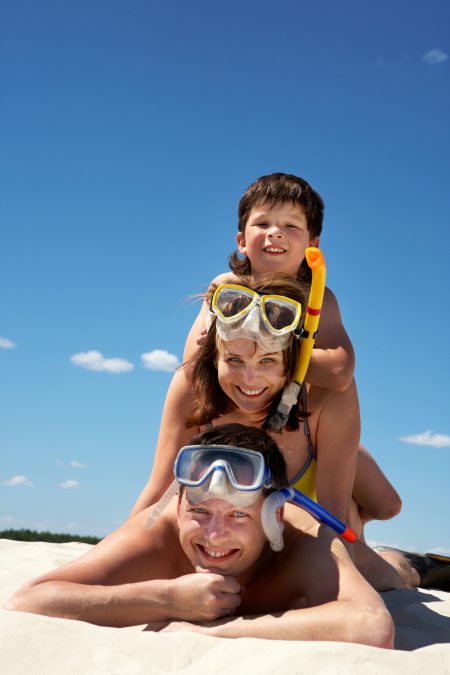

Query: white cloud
left=69, top=460, right=87, bottom=469
left=70, top=350, right=134, bottom=373
left=0, top=336, right=15, bottom=349
left=59, top=480, right=80, bottom=489
left=422, top=48, right=448, bottom=65
left=1, top=516, right=15, bottom=523
left=3, top=475, right=34, bottom=487
left=141, top=349, right=180, bottom=373
left=399, top=430, right=450, bottom=448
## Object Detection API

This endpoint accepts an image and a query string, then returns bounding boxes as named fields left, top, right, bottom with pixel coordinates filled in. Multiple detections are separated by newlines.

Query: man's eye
left=233, top=511, right=248, bottom=518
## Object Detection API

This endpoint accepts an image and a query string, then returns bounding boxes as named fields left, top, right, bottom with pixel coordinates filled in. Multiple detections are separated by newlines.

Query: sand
left=1, top=538, right=449, bottom=674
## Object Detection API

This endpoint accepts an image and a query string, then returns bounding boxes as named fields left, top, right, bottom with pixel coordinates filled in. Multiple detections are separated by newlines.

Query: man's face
left=236, top=201, right=318, bottom=277
left=178, top=491, right=268, bottom=578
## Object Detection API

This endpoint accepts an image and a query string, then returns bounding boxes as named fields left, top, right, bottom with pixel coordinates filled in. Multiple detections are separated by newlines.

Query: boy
left=5, top=424, right=394, bottom=648
left=131, top=174, right=400, bottom=528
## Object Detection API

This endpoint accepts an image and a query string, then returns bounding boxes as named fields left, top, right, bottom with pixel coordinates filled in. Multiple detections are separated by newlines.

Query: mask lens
left=175, top=445, right=266, bottom=490
left=262, top=297, right=300, bottom=332
left=214, top=287, right=255, bottom=319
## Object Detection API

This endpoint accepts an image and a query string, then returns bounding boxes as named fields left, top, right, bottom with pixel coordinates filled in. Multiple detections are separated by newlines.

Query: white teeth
left=205, top=548, right=232, bottom=558
left=265, top=247, right=284, bottom=253
left=239, top=387, right=265, bottom=396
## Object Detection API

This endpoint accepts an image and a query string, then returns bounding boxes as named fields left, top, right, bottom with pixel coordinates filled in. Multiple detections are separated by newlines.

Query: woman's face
left=216, top=338, right=287, bottom=415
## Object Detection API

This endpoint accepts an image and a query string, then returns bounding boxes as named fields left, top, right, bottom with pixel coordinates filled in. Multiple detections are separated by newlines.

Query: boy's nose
left=267, top=223, right=283, bottom=237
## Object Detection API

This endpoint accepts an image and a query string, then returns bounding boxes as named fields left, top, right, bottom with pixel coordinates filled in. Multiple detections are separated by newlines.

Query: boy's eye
left=286, top=223, right=299, bottom=229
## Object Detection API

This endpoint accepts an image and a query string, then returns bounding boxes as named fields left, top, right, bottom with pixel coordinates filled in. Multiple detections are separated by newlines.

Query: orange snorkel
left=268, top=247, right=327, bottom=432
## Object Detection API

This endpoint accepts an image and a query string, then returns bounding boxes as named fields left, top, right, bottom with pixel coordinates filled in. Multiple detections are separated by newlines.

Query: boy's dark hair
left=188, top=423, right=289, bottom=491
left=229, top=173, right=324, bottom=282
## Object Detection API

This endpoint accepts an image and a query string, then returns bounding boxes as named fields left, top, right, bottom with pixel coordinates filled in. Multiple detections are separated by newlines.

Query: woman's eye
left=227, top=357, right=242, bottom=364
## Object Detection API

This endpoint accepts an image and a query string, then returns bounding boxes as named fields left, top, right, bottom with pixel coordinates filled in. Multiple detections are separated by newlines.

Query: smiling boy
left=6, top=424, right=394, bottom=648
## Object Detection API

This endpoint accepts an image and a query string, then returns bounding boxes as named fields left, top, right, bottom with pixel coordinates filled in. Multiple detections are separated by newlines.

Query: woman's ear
left=308, top=236, right=320, bottom=248
left=236, top=231, right=247, bottom=254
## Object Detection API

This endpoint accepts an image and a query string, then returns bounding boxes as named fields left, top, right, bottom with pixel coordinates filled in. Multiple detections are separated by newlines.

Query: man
left=6, top=424, right=394, bottom=647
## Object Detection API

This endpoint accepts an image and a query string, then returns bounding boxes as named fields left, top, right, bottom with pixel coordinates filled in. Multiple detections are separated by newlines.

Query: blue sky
left=1, top=0, right=449, bottom=553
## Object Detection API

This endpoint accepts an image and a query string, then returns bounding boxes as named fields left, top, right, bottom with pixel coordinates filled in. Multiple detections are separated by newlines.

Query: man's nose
left=205, top=514, right=229, bottom=541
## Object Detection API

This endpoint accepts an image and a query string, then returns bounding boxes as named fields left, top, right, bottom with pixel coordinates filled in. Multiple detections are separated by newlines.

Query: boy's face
left=236, top=202, right=318, bottom=277
left=178, top=492, right=268, bottom=579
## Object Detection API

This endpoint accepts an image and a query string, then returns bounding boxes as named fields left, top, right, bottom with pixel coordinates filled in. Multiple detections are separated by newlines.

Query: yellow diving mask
left=209, top=284, right=302, bottom=352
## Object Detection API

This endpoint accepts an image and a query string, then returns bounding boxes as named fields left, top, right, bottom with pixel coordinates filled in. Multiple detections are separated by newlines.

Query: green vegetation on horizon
left=0, top=529, right=102, bottom=545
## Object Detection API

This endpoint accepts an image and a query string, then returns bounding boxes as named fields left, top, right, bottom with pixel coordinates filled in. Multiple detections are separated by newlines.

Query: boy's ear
left=309, top=236, right=320, bottom=248
left=236, top=231, right=247, bottom=254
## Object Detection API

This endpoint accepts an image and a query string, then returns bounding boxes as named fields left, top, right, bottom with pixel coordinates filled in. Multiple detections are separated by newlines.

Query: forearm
left=182, top=602, right=393, bottom=647
left=7, top=579, right=177, bottom=627
left=315, top=380, right=360, bottom=524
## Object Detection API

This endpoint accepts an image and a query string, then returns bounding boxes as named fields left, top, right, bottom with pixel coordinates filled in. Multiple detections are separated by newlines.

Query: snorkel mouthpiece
left=261, top=491, right=286, bottom=551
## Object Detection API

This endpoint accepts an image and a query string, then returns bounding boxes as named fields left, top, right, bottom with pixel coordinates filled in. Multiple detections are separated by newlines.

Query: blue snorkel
left=261, top=487, right=357, bottom=551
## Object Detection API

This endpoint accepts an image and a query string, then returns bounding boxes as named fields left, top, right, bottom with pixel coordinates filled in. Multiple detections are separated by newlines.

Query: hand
left=171, top=572, right=241, bottom=621
left=196, top=328, right=208, bottom=346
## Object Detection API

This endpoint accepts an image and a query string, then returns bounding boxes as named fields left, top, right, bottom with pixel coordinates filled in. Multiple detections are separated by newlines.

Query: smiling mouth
left=236, top=386, right=266, bottom=398
left=264, top=247, right=285, bottom=254
left=198, top=545, right=238, bottom=562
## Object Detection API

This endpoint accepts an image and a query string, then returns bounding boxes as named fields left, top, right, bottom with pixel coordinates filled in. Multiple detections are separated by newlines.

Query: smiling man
left=5, top=424, right=393, bottom=648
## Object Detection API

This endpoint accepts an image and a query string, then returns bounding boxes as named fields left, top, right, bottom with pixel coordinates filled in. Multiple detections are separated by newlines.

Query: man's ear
left=309, top=236, right=320, bottom=248
left=236, top=231, right=247, bottom=254
left=276, top=505, right=285, bottom=523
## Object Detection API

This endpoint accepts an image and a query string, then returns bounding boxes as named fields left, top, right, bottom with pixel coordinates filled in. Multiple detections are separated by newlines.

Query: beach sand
left=1, top=538, right=449, bottom=674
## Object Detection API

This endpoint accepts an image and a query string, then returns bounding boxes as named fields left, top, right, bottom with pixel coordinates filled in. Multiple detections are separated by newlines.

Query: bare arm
left=161, top=535, right=394, bottom=648
left=313, top=379, right=360, bottom=524
left=5, top=508, right=242, bottom=627
left=306, top=287, right=355, bottom=392
left=130, top=283, right=219, bottom=517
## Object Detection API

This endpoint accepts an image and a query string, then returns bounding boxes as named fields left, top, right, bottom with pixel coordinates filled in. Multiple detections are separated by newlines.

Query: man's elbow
left=4, top=587, right=31, bottom=613
left=361, top=605, right=395, bottom=649
left=4, top=583, right=45, bottom=617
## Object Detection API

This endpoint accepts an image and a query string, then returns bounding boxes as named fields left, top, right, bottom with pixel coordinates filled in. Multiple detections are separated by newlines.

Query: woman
left=178, top=273, right=399, bottom=532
